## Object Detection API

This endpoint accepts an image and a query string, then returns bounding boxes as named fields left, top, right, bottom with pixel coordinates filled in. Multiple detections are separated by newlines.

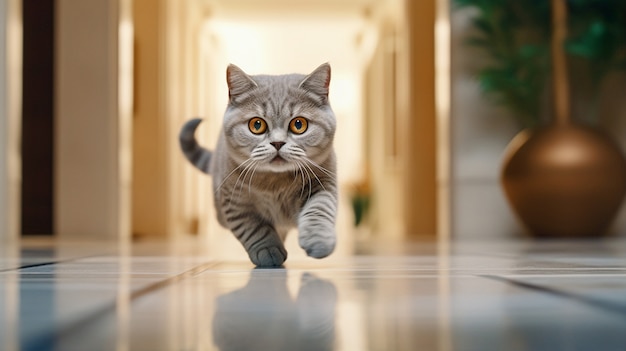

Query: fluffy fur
left=179, top=63, right=337, bottom=267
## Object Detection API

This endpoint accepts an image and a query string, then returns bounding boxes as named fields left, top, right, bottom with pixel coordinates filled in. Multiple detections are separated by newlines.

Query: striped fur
left=179, top=63, right=337, bottom=267
left=179, top=118, right=212, bottom=174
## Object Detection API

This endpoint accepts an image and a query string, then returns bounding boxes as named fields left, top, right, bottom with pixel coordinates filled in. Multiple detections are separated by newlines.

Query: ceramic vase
left=501, top=124, right=626, bottom=237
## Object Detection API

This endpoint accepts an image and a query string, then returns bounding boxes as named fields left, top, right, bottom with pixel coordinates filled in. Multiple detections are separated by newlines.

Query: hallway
left=2, top=237, right=625, bottom=350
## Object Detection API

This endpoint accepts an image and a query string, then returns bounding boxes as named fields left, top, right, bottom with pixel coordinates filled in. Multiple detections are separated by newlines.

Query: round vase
left=501, top=124, right=626, bottom=237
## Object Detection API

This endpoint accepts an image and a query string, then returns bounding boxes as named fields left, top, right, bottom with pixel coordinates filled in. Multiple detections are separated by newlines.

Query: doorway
left=21, top=0, right=55, bottom=235
left=149, top=0, right=410, bottom=257
left=130, top=0, right=417, bottom=257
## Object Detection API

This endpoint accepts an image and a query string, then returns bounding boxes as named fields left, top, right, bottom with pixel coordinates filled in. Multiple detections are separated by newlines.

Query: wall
left=55, top=0, right=132, bottom=239
left=0, top=0, right=22, bottom=241
left=450, top=8, right=520, bottom=239
left=131, top=0, right=169, bottom=238
left=405, top=0, right=438, bottom=238
left=600, top=74, right=626, bottom=235
left=364, top=15, right=407, bottom=239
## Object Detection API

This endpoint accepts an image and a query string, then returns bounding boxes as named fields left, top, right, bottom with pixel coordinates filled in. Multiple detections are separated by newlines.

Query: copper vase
left=501, top=125, right=626, bottom=237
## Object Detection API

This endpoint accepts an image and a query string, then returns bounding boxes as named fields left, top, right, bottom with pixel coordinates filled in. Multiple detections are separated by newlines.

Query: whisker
left=291, top=167, right=300, bottom=187
left=306, top=159, right=335, bottom=177
left=297, top=162, right=306, bottom=200
left=247, top=163, right=260, bottom=195
left=306, top=164, right=313, bottom=201
left=239, top=161, right=257, bottom=199
left=230, top=160, right=256, bottom=205
left=296, top=160, right=313, bottom=201
left=302, top=161, right=326, bottom=191
left=215, top=158, right=253, bottom=194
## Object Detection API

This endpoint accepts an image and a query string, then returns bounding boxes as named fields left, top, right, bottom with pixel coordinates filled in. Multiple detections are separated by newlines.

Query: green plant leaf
left=471, top=17, right=494, bottom=36
left=566, top=20, right=611, bottom=59
left=454, top=0, right=625, bottom=127
left=465, top=37, right=493, bottom=48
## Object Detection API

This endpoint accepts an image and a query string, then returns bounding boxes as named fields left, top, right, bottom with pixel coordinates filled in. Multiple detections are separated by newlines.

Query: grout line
left=129, top=261, right=218, bottom=301
left=480, top=274, right=626, bottom=319
left=0, top=255, right=104, bottom=273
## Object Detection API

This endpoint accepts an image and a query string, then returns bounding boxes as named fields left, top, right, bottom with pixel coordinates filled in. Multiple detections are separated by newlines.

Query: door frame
left=0, top=0, right=22, bottom=242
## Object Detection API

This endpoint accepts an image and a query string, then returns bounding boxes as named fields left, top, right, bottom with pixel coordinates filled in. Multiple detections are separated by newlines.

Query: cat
left=179, top=63, right=337, bottom=267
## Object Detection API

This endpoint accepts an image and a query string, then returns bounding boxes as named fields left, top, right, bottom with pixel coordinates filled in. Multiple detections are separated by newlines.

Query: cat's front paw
left=298, top=190, right=338, bottom=260
left=250, top=246, right=288, bottom=267
left=299, top=233, right=336, bottom=259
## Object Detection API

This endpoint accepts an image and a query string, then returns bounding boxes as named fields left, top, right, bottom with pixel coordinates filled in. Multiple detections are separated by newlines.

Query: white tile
left=1, top=238, right=626, bottom=350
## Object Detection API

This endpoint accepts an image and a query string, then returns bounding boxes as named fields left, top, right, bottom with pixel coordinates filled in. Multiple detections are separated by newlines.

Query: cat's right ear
left=226, top=64, right=258, bottom=101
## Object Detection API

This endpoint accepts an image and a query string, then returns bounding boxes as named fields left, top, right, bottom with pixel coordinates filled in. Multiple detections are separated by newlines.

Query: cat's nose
left=270, top=141, right=286, bottom=150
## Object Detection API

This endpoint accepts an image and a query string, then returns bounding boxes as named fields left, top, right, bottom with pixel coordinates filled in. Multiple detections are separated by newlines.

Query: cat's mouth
left=270, top=155, right=287, bottom=164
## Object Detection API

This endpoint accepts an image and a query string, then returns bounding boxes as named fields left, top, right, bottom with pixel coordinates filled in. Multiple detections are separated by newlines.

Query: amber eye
left=289, top=117, right=308, bottom=134
left=248, top=117, right=267, bottom=134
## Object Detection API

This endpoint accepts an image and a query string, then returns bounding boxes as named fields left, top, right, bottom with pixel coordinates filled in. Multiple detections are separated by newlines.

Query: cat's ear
left=299, top=63, right=331, bottom=100
left=226, top=64, right=258, bottom=101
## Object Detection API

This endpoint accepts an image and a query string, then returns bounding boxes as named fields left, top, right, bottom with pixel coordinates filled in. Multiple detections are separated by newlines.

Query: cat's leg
left=225, top=209, right=287, bottom=267
left=298, top=190, right=337, bottom=258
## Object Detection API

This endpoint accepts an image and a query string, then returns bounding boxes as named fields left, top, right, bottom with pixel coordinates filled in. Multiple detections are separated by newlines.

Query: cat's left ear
left=299, top=63, right=331, bottom=100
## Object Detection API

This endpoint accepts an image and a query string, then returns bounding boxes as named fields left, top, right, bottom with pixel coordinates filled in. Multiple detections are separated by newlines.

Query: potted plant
left=454, top=0, right=626, bottom=237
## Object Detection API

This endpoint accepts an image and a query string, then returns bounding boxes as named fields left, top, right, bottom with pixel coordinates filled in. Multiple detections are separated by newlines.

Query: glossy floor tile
left=1, top=238, right=625, bottom=350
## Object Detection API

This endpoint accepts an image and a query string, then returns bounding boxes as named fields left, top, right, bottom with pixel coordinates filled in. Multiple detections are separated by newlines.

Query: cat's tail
left=179, top=118, right=212, bottom=174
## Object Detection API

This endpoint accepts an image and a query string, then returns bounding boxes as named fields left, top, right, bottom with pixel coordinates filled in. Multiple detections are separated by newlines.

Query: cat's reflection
left=213, top=270, right=337, bottom=351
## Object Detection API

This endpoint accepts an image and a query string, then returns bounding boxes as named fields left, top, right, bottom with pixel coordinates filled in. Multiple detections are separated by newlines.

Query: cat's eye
left=289, top=117, right=308, bottom=134
left=248, top=117, right=267, bottom=134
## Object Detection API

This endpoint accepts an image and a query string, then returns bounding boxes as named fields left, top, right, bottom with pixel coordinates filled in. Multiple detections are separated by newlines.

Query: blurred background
left=1, top=0, right=626, bottom=252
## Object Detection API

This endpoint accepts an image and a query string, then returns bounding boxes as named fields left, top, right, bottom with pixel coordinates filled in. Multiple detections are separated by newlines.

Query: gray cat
left=179, top=63, right=337, bottom=267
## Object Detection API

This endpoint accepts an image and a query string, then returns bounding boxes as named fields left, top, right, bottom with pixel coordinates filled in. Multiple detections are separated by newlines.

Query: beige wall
left=450, top=8, right=519, bottom=239
left=404, top=0, right=438, bottom=238
left=132, top=0, right=169, bottom=237
left=364, top=15, right=407, bottom=239
left=55, top=0, right=131, bottom=239
left=0, top=0, right=22, bottom=241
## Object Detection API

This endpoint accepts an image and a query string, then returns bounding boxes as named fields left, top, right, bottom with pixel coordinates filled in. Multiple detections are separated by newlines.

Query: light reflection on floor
left=1, top=237, right=625, bottom=350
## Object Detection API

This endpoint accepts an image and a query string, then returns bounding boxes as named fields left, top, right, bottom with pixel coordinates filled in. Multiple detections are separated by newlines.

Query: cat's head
left=222, top=63, right=336, bottom=173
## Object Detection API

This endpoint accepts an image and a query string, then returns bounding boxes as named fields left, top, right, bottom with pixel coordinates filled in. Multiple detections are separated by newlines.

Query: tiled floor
left=1, top=237, right=625, bottom=351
